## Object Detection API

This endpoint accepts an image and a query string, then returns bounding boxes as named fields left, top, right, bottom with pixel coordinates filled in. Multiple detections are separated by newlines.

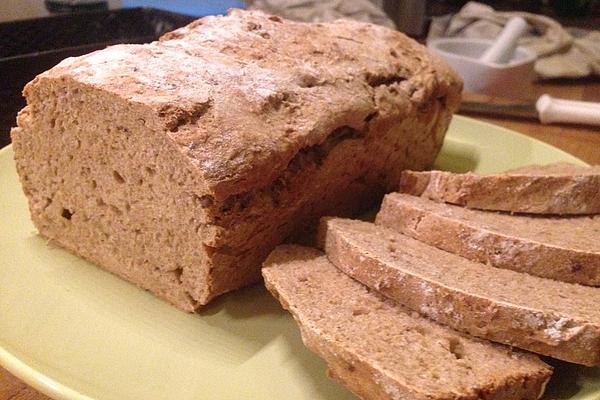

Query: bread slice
left=318, top=218, right=600, bottom=366
left=10, top=10, right=461, bottom=311
left=262, top=245, right=552, bottom=400
left=376, top=193, right=600, bottom=286
left=399, top=162, right=600, bottom=214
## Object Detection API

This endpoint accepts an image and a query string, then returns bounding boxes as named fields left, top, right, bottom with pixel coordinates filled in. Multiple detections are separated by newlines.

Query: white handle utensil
left=479, top=17, right=529, bottom=64
left=536, top=95, right=600, bottom=126
left=460, top=94, right=600, bottom=127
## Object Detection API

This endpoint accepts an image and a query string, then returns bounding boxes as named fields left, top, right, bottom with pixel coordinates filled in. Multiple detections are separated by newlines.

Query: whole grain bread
left=399, top=162, right=600, bottom=214
left=262, top=245, right=552, bottom=400
left=10, top=10, right=461, bottom=311
left=319, top=217, right=600, bottom=366
left=376, top=193, right=600, bottom=285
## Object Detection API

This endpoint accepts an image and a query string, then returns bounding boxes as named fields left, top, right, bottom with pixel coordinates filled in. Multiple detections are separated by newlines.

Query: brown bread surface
left=319, top=218, right=600, bottom=366
left=399, top=162, right=600, bottom=214
left=10, top=10, right=461, bottom=311
left=262, top=245, right=552, bottom=400
left=376, top=193, right=600, bottom=286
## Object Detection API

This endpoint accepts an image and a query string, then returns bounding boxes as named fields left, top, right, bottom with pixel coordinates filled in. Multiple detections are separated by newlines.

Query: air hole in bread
left=42, top=197, right=53, bottom=209
left=447, top=337, right=465, bottom=360
left=437, top=95, right=448, bottom=107
left=110, top=205, right=122, bottom=216
left=61, top=208, right=73, bottom=220
left=112, top=170, right=125, bottom=183
left=173, top=266, right=184, bottom=283
left=145, top=166, right=156, bottom=176
left=364, top=111, right=378, bottom=123
left=246, top=22, right=261, bottom=31
left=297, top=73, right=320, bottom=88
left=352, top=307, right=369, bottom=316
left=365, top=72, right=407, bottom=88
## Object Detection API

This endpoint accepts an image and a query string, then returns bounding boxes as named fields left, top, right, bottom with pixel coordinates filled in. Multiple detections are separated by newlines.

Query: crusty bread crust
left=377, top=193, right=600, bottom=286
left=31, top=9, right=462, bottom=201
left=320, top=218, right=600, bottom=366
left=263, top=245, right=552, bottom=400
left=11, top=10, right=462, bottom=310
left=399, top=163, right=600, bottom=215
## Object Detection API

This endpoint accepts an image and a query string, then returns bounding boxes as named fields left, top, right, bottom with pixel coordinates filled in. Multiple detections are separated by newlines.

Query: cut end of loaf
left=11, top=82, right=216, bottom=311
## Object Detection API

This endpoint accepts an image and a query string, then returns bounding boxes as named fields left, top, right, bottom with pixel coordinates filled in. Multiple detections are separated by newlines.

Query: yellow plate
left=1, top=115, right=597, bottom=400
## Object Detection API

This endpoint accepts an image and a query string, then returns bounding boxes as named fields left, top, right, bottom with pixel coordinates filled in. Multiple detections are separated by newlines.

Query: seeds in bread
left=319, top=217, right=600, bottom=366
left=377, top=193, right=600, bottom=286
left=263, top=245, right=552, bottom=400
left=399, top=162, right=600, bottom=214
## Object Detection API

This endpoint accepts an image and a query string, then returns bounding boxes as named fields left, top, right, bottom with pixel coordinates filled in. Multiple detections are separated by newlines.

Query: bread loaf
left=377, top=193, right=600, bottom=285
left=10, top=10, right=461, bottom=311
left=399, top=162, right=600, bottom=214
left=319, top=217, right=600, bottom=366
left=263, top=245, right=552, bottom=400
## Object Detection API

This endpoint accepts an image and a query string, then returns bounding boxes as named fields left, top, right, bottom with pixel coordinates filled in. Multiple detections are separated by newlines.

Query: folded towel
left=248, top=0, right=395, bottom=28
left=428, top=1, right=600, bottom=79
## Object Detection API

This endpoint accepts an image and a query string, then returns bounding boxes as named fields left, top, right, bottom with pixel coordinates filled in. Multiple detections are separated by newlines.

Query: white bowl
left=428, top=38, right=537, bottom=97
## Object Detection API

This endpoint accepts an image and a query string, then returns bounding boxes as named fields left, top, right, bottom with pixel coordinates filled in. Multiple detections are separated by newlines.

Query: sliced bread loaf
left=399, top=162, right=600, bottom=214
left=318, top=218, right=600, bottom=366
left=262, top=245, right=552, bottom=400
left=376, top=193, right=600, bottom=285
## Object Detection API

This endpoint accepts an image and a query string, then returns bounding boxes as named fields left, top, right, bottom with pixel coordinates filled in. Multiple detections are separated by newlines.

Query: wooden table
left=1, top=80, right=599, bottom=400
left=465, top=79, right=600, bottom=165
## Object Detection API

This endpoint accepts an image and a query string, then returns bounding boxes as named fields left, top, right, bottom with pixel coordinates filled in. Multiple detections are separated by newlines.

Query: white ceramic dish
left=428, top=38, right=536, bottom=97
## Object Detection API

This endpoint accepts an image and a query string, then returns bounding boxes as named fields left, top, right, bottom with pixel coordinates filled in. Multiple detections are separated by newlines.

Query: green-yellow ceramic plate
left=1, top=115, right=597, bottom=400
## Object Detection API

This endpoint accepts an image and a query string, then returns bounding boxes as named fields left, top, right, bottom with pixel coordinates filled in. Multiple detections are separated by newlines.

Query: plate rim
left=0, top=114, right=589, bottom=400
left=0, top=347, right=91, bottom=400
left=447, top=115, right=587, bottom=166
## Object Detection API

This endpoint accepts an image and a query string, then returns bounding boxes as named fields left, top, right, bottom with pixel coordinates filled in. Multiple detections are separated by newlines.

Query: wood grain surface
left=1, top=79, right=599, bottom=400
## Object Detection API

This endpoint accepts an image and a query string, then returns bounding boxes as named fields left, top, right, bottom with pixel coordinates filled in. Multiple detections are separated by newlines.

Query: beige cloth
left=247, top=0, right=395, bottom=28
left=428, top=1, right=600, bottom=79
